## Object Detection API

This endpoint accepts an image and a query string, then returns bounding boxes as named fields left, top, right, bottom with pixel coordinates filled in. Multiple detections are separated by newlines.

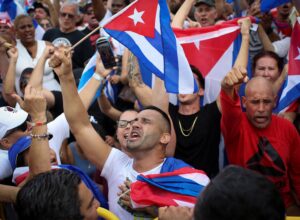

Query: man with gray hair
left=43, top=1, right=93, bottom=69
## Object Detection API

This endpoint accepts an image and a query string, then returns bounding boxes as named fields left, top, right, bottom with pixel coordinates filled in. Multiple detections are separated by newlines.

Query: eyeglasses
left=60, top=12, right=75, bottom=19
left=117, top=118, right=138, bottom=128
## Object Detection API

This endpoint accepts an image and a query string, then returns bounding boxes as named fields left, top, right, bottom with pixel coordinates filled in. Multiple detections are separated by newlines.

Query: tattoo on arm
left=127, top=53, right=144, bottom=87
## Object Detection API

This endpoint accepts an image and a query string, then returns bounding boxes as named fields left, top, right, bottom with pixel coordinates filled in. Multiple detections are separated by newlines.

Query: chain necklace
left=178, top=116, right=198, bottom=137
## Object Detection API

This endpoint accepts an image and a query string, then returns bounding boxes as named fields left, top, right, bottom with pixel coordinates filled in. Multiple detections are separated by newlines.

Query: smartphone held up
left=96, top=37, right=117, bottom=69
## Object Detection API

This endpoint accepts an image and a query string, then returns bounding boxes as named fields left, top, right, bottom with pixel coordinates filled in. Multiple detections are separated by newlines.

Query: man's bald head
left=243, top=76, right=277, bottom=129
left=245, top=76, right=275, bottom=98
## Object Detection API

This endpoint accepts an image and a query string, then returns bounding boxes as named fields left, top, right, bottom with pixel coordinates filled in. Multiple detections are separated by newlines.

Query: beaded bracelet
left=30, top=133, right=51, bottom=140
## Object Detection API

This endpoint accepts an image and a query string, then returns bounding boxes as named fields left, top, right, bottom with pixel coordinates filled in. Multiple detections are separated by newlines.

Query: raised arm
left=27, top=44, right=57, bottom=108
left=127, top=53, right=153, bottom=107
left=42, top=0, right=59, bottom=27
left=52, top=0, right=60, bottom=28
left=78, top=54, right=113, bottom=109
left=13, top=85, right=51, bottom=176
left=234, top=18, right=251, bottom=69
left=215, top=17, right=251, bottom=111
left=274, top=64, right=288, bottom=96
left=28, top=44, right=54, bottom=90
left=152, top=75, right=176, bottom=157
left=171, top=0, right=195, bottom=29
left=50, top=47, right=111, bottom=169
left=257, top=24, right=275, bottom=52
left=221, top=20, right=251, bottom=97
left=2, top=47, right=18, bottom=106
left=109, top=48, right=130, bottom=85
left=98, top=92, right=122, bottom=121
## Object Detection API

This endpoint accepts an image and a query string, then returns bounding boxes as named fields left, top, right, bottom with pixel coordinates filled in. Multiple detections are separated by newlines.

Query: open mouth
left=128, top=130, right=141, bottom=142
left=254, top=116, right=268, bottom=124
left=200, top=18, right=208, bottom=25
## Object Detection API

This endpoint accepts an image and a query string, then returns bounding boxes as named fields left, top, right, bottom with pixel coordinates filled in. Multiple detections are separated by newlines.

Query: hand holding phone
left=96, top=37, right=117, bottom=69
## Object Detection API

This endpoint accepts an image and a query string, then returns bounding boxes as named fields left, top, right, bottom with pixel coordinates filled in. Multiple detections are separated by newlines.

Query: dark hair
left=19, top=67, right=33, bottom=92
left=143, top=106, right=171, bottom=133
left=33, top=2, right=50, bottom=17
left=194, top=165, right=285, bottom=220
left=16, top=169, right=84, bottom=220
left=252, top=51, right=284, bottom=74
left=190, top=65, right=205, bottom=90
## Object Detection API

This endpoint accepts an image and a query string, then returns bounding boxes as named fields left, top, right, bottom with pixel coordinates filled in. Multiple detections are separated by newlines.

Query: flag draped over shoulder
left=276, top=17, right=300, bottom=112
left=103, top=0, right=197, bottom=94
left=130, top=167, right=210, bottom=208
left=174, top=18, right=252, bottom=104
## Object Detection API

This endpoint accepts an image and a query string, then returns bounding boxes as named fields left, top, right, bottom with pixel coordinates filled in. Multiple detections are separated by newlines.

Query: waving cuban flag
left=130, top=167, right=209, bottom=208
left=103, top=0, right=197, bottom=94
left=276, top=17, right=300, bottom=112
left=174, top=18, right=256, bottom=104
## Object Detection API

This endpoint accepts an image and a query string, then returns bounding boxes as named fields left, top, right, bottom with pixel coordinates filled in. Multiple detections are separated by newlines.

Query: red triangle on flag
left=288, top=18, right=300, bottom=76
left=181, top=30, right=239, bottom=77
left=104, top=0, right=158, bottom=38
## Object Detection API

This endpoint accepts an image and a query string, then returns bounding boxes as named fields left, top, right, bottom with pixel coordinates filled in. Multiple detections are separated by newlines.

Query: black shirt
left=169, top=101, right=221, bottom=178
left=43, top=28, right=94, bottom=69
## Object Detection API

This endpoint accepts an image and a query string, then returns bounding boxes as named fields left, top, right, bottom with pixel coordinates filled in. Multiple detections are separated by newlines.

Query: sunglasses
left=60, top=12, right=75, bottom=19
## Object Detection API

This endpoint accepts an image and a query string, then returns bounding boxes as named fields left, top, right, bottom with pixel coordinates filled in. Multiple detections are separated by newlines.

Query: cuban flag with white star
left=130, top=167, right=209, bottom=208
left=276, top=17, right=300, bottom=112
left=103, top=0, right=198, bottom=94
left=174, top=18, right=251, bottom=104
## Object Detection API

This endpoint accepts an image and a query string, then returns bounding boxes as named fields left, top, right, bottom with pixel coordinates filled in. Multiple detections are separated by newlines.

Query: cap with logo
left=0, top=106, right=28, bottom=139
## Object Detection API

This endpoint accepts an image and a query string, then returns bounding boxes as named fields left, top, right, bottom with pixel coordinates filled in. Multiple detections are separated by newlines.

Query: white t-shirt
left=273, top=37, right=291, bottom=58
left=101, top=148, right=164, bottom=220
left=47, top=113, right=70, bottom=164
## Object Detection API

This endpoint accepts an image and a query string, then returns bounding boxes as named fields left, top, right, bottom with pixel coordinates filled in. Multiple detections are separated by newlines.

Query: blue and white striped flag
left=103, top=0, right=198, bottom=94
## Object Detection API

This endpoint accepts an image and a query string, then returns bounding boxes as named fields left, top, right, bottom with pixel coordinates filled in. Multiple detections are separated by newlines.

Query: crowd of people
left=0, top=0, right=300, bottom=219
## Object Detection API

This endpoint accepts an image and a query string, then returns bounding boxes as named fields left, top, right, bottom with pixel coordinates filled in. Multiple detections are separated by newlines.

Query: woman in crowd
left=13, top=14, right=60, bottom=96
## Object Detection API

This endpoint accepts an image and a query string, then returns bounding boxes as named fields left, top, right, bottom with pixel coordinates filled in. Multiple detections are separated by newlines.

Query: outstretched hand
left=12, top=85, right=46, bottom=119
left=95, top=54, right=116, bottom=78
left=49, top=46, right=73, bottom=78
